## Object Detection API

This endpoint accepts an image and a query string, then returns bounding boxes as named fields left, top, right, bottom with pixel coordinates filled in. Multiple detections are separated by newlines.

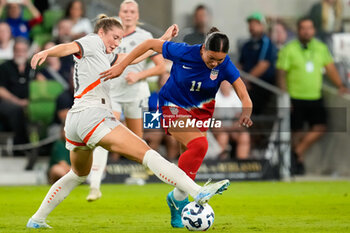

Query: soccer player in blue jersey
left=101, top=27, right=253, bottom=228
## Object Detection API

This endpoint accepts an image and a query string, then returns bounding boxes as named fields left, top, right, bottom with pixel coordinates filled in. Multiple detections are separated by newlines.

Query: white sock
left=89, top=146, right=108, bottom=190
left=142, top=150, right=200, bottom=198
left=173, top=188, right=188, bottom=201
left=32, top=170, right=87, bottom=221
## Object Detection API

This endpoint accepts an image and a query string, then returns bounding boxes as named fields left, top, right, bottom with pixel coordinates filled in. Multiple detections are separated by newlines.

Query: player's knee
left=187, top=136, right=208, bottom=157
left=70, top=169, right=89, bottom=182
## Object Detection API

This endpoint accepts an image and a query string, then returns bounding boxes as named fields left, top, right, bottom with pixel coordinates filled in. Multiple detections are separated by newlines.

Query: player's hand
left=161, top=24, right=179, bottom=41
left=100, top=64, right=125, bottom=81
left=125, top=72, right=140, bottom=85
left=31, top=51, right=48, bottom=69
left=239, top=114, right=253, bottom=128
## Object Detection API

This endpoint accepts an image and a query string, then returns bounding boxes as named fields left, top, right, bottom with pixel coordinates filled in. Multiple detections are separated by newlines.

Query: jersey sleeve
left=225, top=59, right=241, bottom=84
left=162, top=41, right=188, bottom=62
left=74, top=35, right=99, bottom=58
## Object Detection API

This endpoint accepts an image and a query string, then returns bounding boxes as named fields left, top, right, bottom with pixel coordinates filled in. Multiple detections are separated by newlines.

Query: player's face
left=119, top=2, right=139, bottom=28
left=100, top=26, right=124, bottom=54
left=201, top=49, right=226, bottom=70
left=298, top=20, right=315, bottom=43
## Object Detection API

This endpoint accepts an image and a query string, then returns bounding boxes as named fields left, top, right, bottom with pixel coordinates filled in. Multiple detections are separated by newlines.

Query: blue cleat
left=195, top=179, right=230, bottom=205
left=166, top=191, right=190, bottom=228
left=26, top=218, right=52, bottom=229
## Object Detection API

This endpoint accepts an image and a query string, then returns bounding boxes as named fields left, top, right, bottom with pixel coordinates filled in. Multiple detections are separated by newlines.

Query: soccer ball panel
left=181, top=202, right=215, bottom=231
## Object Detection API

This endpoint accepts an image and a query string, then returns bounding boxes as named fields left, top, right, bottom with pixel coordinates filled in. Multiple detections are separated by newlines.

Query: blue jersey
left=159, top=41, right=240, bottom=116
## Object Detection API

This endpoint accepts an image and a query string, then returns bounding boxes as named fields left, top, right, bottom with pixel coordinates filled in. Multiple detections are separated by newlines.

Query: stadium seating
left=28, top=80, right=64, bottom=134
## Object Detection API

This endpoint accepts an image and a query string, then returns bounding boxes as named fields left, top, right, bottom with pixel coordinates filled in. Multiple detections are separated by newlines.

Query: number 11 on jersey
left=190, top=81, right=202, bottom=91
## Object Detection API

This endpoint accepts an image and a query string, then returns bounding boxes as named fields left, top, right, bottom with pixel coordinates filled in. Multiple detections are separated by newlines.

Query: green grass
left=0, top=181, right=350, bottom=232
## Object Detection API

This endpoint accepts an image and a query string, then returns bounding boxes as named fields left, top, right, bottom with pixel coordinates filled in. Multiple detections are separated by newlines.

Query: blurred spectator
left=0, top=37, right=33, bottom=145
left=309, top=0, right=343, bottom=43
left=64, top=0, right=92, bottom=40
left=35, top=41, right=71, bottom=89
left=180, top=4, right=211, bottom=45
left=48, top=127, right=70, bottom=184
left=53, top=18, right=73, bottom=44
left=144, top=70, right=180, bottom=160
left=213, top=81, right=250, bottom=160
left=0, top=0, right=42, bottom=40
left=276, top=17, right=348, bottom=174
left=54, top=76, right=74, bottom=125
left=0, top=21, right=14, bottom=62
left=270, top=20, right=294, bottom=50
left=238, top=12, right=278, bottom=115
left=52, top=19, right=74, bottom=73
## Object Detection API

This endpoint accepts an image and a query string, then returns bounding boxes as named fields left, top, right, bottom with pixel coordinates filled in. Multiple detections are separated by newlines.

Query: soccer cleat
left=26, top=218, right=52, bottom=229
left=86, top=188, right=102, bottom=202
left=195, top=179, right=230, bottom=205
left=166, top=191, right=190, bottom=228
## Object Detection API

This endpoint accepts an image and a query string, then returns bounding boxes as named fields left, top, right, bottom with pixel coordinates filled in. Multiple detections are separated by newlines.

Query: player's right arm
left=31, top=42, right=80, bottom=69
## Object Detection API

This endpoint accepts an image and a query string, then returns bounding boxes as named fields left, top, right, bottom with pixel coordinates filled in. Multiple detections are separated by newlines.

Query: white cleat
left=195, top=179, right=230, bottom=205
left=26, top=218, right=52, bottom=229
left=86, top=188, right=102, bottom=202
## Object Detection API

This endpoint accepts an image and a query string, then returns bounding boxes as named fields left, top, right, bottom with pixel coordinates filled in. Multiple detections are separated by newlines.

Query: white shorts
left=111, top=97, right=149, bottom=119
left=64, top=107, right=121, bottom=151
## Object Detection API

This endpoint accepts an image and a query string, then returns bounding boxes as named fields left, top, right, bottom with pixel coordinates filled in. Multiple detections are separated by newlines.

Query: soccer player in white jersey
left=26, top=15, right=230, bottom=229
left=87, top=0, right=166, bottom=202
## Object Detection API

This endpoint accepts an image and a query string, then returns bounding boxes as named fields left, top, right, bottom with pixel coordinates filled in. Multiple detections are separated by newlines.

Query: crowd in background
left=0, top=0, right=349, bottom=177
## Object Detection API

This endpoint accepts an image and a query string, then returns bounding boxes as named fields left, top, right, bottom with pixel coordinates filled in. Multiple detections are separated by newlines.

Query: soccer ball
left=181, top=202, right=215, bottom=231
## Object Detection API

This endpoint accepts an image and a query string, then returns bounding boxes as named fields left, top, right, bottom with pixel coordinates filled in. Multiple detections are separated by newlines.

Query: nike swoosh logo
left=182, top=65, right=192, bottom=69
left=170, top=198, right=179, bottom=210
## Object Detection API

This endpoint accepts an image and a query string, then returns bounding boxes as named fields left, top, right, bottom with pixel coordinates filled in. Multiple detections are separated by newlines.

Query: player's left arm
left=125, top=54, right=166, bottom=84
left=232, top=78, right=253, bottom=128
left=324, top=63, right=349, bottom=94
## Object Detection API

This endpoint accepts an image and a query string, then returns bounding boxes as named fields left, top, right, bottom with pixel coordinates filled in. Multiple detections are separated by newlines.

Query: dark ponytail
left=204, top=27, right=229, bottom=53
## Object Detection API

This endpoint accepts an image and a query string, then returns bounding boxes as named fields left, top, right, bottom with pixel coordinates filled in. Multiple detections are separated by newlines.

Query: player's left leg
left=27, top=149, right=93, bottom=228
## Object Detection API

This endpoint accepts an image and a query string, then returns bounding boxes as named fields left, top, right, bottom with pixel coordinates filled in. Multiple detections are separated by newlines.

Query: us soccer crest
left=210, top=69, right=219, bottom=80
left=169, top=107, right=179, bottom=115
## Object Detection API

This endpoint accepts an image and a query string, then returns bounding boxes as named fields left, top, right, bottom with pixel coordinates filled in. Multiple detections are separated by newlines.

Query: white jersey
left=109, top=27, right=153, bottom=102
left=70, top=33, right=118, bottom=112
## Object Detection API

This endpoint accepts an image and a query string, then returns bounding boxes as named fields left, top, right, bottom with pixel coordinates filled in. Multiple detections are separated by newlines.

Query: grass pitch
left=0, top=181, right=349, bottom=233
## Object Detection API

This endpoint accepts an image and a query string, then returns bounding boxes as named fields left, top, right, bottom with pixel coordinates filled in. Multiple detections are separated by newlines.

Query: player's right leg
left=98, top=124, right=229, bottom=203
left=86, top=109, right=122, bottom=202
left=27, top=149, right=92, bottom=229
left=165, top=128, right=209, bottom=228
left=86, top=146, right=108, bottom=201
